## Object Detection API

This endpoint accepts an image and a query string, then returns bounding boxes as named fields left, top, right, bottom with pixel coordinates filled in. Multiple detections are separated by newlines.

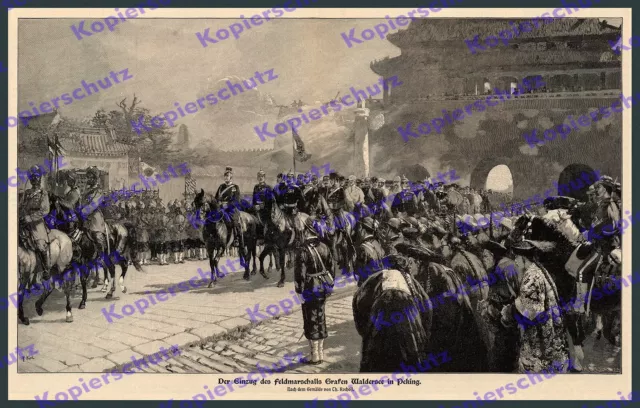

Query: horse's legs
left=101, top=262, right=110, bottom=292
left=241, top=240, right=250, bottom=281
left=277, top=245, right=286, bottom=287
left=105, top=263, right=117, bottom=299
left=258, top=244, right=272, bottom=279
left=35, top=282, right=54, bottom=317
left=78, top=271, right=88, bottom=309
left=65, top=279, right=73, bottom=323
left=206, top=246, right=217, bottom=288
left=119, top=260, right=129, bottom=294
left=18, top=273, right=30, bottom=325
left=251, top=240, right=258, bottom=276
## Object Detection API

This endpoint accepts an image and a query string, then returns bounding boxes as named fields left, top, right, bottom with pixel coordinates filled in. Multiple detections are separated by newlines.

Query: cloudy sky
left=18, top=17, right=399, bottom=149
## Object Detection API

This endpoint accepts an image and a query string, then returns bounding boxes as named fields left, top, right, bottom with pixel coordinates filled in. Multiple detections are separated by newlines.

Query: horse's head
left=193, top=189, right=218, bottom=213
left=193, top=189, right=205, bottom=210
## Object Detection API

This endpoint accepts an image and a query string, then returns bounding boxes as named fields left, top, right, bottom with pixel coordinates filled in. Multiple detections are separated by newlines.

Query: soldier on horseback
left=275, top=170, right=306, bottom=245
left=52, top=172, right=81, bottom=231
left=215, top=166, right=243, bottom=247
left=301, top=174, right=320, bottom=216
left=252, top=169, right=273, bottom=240
left=80, top=167, right=110, bottom=284
left=392, top=175, right=419, bottom=218
left=20, top=166, right=52, bottom=281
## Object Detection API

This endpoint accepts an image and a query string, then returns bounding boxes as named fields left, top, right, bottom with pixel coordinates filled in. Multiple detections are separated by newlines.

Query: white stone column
left=354, top=101, right=370, bottom=177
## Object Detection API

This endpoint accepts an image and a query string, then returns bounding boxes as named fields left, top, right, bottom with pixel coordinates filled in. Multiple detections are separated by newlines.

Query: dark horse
left=193, top=189, right=258, bottom=285
left=352, top=254, right=432, bottom=372
left=397, top=243, right=489, bottom=372
left=258, top=193, right=309, bottom=287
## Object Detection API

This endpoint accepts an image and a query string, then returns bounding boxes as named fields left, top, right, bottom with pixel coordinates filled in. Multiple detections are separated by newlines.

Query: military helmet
left=393, top=176, right=401, bottom=183
left=224, top=166, right=233, bottom=176
left=401, top=175, right=409, bottom=183
left=388, top=218, right=403, bottom=231
left=257, top=168, right=266, bottom=176
left=287, top=169, right=295, bottom=177
left=360, top=217, right=378, bottom=233
left=28, top=165, right=42, bottom=180
left=87, top=166, right=100, bottom=178
left=304, top=217, right=320, bottom=235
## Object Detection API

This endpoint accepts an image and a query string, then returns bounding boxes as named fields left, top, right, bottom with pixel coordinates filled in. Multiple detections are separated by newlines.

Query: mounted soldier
left=215, top=166, right=243, bottom=247
left=296, top=173, right=306, bottom=187
left=252, top=169, right=273, bottom=240
left=50, top=172, right=81, bottom=232
left=301, top=173, right=321, bottom=216
left=391, top=175, right=419, bottom=218
left=80, top=167, right=110, bottom=286
left=275, top=170, right=306, bottom=244
left=19, top=166, right=52, bottom=281
left=318, top=175, right=330, bottom=200
left=344, top=175, right=365, bottom=213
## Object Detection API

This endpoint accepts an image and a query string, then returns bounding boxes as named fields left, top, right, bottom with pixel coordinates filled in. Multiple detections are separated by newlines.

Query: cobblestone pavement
left=16, top=256, right=359, bottom=373
left=16, top=256, right=620, bottom=375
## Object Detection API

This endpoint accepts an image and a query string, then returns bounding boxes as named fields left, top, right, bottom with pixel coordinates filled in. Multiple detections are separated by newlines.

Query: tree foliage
left=91, top=95, right=184, bottom=168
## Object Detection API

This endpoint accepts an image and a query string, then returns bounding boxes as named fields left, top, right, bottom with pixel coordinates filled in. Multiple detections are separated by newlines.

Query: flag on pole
left=292, top=127, right=311, bottom=162
left=140, top=161, right=157, bottom=178
left=185, top=172, right=196, bottom=194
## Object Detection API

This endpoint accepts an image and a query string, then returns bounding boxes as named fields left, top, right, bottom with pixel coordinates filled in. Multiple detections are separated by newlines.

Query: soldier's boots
left=37, top=245, right=52, bottom=282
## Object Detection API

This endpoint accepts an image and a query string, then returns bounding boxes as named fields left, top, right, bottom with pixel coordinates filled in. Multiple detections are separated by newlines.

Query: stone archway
left=557, top=163, right=597, bottom=201
left=485, top=164, right=514, bottom=194
left=470, top=157, right=513, bottom=191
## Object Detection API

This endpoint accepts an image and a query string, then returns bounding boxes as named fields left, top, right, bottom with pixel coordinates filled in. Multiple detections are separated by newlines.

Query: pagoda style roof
left=59, top=127, right=131, bottom=157
left=387, top=18, right=620, bottom=46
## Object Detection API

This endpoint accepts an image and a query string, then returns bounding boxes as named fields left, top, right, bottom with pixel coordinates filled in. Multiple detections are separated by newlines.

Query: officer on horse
left=275, top=169, right=306, bottom=244
left=252, top=168, right=273, bottom=239
left=81, top=167, right=110, bottom=278
left=392, top=175, right=419, bottom=218
left=20, top=166, right=52, bottom=281
left=215, top=166, right=243, bottom=247
left=51, top=172, right=81, bottom=230
left=301, top=173, right=320, bottom=216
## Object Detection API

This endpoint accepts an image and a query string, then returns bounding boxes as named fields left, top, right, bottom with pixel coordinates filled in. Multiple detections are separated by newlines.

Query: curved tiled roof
left=387, top=18, right=620, bottom=45
left=59, top=127, right=131, bottom=157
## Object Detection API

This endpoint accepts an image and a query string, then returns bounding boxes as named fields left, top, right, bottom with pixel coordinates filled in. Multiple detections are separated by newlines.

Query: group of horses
left=17, top=193, right=142, bottom=325
left=17, top=185, right=621, bottom=375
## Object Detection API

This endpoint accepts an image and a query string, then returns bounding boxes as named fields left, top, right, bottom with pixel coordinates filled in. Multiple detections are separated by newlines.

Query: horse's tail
left=124, top=223, right=143, bottom=272
left=362, top=288, right=429, bottom=372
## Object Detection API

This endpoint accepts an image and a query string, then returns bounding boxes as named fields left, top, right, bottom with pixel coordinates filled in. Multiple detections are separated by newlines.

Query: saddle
left=565, top=243, right=597, bottom=281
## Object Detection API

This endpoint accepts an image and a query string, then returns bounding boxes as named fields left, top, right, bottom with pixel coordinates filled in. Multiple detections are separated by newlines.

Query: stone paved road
left=16, top=257, right=620, bottom=375
left=16, top=256, right=359, bottom=373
